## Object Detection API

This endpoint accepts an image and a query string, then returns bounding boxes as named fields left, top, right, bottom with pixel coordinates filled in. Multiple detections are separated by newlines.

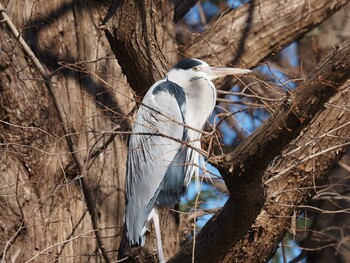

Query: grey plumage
left=124, top=58, right=251, bottom=262
left=125, top=80, right=191, bottom=246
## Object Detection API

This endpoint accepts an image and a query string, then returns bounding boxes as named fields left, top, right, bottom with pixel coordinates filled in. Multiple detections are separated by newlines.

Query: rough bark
left=168, top=41, right=350, bottom=263
left=221, top=81, right=350, bottom=262
left=188, top=0, right=350, bottom=67
left=289, top=5, right=350, bottom=261
left=102, top=0, right=350, bottom=262
left=297, top=156, right=350, bottom=263
left=103, top=0, right=177, bottom=95
left=0, top=0, right=128, bottom=262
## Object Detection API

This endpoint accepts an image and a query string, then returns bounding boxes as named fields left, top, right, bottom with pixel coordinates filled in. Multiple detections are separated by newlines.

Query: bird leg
left=152, top=207, right=166, bottom=263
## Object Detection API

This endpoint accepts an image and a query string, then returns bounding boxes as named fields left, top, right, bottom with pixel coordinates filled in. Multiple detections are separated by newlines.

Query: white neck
left=166, top=69, right=193, bottom=90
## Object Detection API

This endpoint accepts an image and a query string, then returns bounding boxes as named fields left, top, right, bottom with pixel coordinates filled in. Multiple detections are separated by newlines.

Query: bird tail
left=125, top=206, right=147, bottom=246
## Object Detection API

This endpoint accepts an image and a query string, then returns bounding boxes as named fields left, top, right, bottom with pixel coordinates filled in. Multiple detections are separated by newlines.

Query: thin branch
left=1, top=221, right=24, bottom=262
left=24, top=230, right=97, bottom=263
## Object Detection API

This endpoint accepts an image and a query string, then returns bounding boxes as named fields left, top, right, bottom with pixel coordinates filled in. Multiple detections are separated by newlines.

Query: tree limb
left=102, top=0, right=350, bottom=262
left=168, top=40, right=350, bottom=263
left=189, top=0, right=350, bottom=91
left=187, top=0, right=350, bottom=67
left=221, top=81, right=350, bottom=262
left=102, top=0, right=178, bottom=95
left=173, top=0, right=197, bottom=23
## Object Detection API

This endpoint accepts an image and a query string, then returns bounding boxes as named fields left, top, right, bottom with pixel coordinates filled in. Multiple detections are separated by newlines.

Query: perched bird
left=125, top=58, right=251, bottom=262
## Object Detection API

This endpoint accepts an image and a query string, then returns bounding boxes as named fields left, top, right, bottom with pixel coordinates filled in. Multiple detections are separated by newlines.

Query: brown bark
left=221, top=81, right=350, bottom=262
left=187, top=0, right=350, bottom=67
left=103, top=0, right=177, bottom=95
left=0, top=0, right=127, bottom=262
left=103, top=0, right=350, bottom=262
left=292, top=4, right=350, bottom=261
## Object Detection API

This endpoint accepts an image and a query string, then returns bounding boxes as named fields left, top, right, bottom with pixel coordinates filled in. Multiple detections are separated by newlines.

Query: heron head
left=167, top=58, right=251, bottom=85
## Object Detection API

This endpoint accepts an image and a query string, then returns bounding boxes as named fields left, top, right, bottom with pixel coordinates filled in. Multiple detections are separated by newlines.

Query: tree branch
left=168, top=40, right=350, bottom=263
left=221, top=81, right=350, bottom=262
left=220, top=41, right=350, bottom=187
left=187, top=0, right=350, bottom=92
left=173, top=0, right=197, bottom=23
left=102, top=0, right=350, bottom=262
left=187, top=0, right=350, bottom=67
left=102, top=0, right=178, bottom=95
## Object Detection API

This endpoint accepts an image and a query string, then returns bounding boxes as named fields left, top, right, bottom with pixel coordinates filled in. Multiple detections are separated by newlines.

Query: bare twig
left=24, top=230, right=97, bottom=263
left=1, top=221, right=24, bottom=263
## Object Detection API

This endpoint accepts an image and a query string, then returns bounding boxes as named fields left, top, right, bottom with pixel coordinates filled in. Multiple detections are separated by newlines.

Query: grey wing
left=125, top=81, right=186, bottom=246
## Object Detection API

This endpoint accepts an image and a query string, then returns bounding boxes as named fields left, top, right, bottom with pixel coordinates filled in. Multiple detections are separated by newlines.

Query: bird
left=125, top=58, right=251, bottom=262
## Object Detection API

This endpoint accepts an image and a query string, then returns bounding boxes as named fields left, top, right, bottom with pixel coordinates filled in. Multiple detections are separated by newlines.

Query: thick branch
left=221, top=82, right=350, bottom=262
left=173, top=0, right=197, bottom=23
left=188, top=0, right=350, bottom=92
left=102, top=0, right=177, bottom=95
left=169, top=40, right=350, bottom=263
left=220, top=41, right=350, bottom=187
left=188, top=0, right=350, bottom=67
left=102, top=0, right=350, bottom=262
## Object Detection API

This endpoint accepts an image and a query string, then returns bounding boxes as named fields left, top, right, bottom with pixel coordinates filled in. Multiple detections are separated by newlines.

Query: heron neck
left=183, top=78, right=216, bottom=142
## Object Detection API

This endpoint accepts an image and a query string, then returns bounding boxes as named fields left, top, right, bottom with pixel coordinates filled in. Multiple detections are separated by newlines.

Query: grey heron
left=125, top=58, right=251, bottom=262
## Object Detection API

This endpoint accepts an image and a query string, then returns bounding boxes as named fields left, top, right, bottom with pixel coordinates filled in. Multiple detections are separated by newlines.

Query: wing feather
left=125, top=80, right=186, bottom=246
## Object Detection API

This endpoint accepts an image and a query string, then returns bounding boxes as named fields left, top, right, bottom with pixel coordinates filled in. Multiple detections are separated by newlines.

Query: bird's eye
left=192, top=66, right=199, bottom=71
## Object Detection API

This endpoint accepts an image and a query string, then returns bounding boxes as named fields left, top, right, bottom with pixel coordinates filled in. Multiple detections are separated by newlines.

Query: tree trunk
left=1, top=0, right=128, bottom=262
left=291, top=4, right=350, bottom=261
left=104, top=0, right=350, bottom=261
